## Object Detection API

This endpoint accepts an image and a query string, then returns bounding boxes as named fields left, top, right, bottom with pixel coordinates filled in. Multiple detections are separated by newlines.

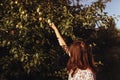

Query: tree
left=0, top=0, right=118, bottom=80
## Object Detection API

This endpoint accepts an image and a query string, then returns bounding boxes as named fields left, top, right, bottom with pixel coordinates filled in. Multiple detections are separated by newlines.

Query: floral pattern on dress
left=68, top=69, right=95, bottom=80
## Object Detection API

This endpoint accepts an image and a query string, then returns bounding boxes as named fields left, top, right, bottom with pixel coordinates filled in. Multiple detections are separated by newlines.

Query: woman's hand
left=47, top=19, right=57, bottom=30
left=49, top=22, right=57, bottom=30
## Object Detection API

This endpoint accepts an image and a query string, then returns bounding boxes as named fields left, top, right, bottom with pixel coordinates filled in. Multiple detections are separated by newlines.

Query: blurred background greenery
left=0, top=0, right=120, bottom=80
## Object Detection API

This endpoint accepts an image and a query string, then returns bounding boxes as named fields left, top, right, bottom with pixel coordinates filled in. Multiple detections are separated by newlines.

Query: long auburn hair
left=67, top=40, right=96, bottom=76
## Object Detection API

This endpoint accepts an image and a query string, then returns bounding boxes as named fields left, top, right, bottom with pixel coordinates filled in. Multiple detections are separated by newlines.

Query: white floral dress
left=68, top=68, right=95, bottom=80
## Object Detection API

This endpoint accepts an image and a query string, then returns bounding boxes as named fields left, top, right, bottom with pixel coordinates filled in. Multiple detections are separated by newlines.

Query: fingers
left=47, top=19, right=53, bottom=27
left=49, top=22, right=52, bottom=26
left=49, top=23, right=56, bottom=30
left=50, top=23, right=54, bottom=29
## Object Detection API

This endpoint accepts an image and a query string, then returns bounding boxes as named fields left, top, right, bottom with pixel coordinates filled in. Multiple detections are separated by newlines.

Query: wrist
left=53, top=27, right=58, bottom=31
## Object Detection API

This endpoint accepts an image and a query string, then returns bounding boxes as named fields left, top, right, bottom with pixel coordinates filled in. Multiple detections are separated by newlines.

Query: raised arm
left=49, top=23, right=70, bottom=55
left=49, top=23, right=67, bottom=46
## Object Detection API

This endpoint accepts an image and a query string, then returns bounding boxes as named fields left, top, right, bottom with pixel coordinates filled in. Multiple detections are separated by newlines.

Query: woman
left=49, top=23, right=96, bottom=80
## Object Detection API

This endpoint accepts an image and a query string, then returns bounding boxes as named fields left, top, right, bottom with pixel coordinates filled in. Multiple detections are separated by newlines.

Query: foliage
left=0, top=0, right=119, bottom=80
